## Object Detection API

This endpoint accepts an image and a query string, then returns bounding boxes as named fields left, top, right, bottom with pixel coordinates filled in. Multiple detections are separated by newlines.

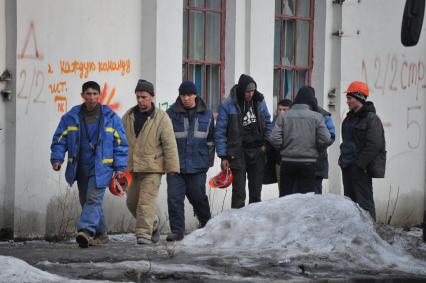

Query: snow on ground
left=108, top=233, right=136, bottom=242
left=36, top=259, right=285, bottom=283
left=0, top=255, right=119, bottom=283
left=179, top=193, right=426, bottom=275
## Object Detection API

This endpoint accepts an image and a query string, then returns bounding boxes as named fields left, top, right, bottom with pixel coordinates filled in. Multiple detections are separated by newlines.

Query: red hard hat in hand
left=109, top=172, right=133, bottom=197
left=209, top=168, right=233, bottom=189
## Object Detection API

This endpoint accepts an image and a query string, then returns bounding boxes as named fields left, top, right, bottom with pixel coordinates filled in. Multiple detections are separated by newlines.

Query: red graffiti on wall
left=100, top=83, right=121, bottom=111
left=54, top=96, right=67, bottom=113
left=17, top=21, right=43, bottom=60
left=361, top=54, right=426, bottom=100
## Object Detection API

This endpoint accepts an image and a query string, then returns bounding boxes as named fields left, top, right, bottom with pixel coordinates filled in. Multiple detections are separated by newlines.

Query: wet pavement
left=1, top=234, right=426, bottom=283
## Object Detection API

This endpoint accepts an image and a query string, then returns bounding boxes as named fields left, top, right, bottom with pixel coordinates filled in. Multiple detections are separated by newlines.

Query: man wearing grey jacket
left=271, top=86, right=331, bottom=196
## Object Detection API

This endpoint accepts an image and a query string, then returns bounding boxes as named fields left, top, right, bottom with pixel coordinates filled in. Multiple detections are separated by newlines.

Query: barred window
left=183, top=0, right=226, bottom=111
left=273, top=0, right=314, bottom=109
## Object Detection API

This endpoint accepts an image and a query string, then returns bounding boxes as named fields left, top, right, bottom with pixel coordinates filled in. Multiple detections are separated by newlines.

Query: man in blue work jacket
left=50, top=81, right=128, bottom=248
left=166, top=81, right=215, bottom=241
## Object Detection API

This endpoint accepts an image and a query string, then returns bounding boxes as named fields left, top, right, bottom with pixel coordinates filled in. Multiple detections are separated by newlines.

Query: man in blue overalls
left=166, top=81, right=215, bottom=241
left=50, top=81, right=128, bottom=248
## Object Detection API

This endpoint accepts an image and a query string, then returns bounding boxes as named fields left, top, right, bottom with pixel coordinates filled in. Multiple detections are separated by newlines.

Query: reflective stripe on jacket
left=167, top=97, right=215, bottom=173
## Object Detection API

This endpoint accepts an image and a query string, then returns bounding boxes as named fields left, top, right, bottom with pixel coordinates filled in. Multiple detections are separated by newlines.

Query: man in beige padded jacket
left=122, top=79, right=179, bottom=245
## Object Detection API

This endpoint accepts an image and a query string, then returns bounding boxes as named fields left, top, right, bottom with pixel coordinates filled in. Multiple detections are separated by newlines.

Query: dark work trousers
left=231, top=148, right=266, bottom=208
left=315, top=177, right=323, bottom=194
left=280, top=161, right=316, bottom=197
left=342, top=164, right=376, bottom=221
left=167, top=173, right=211, bottom=235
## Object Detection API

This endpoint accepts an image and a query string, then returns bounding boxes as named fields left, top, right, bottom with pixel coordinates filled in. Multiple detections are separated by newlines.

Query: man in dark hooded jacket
left=339, top=81, right=386, bottom=221
left=215, top=74, right=272, bottom=208
left=271, top=86, right=331, bottom=196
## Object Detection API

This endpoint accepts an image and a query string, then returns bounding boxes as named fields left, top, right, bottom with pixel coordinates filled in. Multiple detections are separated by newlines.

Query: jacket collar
left=172, top=96, right=207, bottom=113
left=347, top=101, right=376, bottom=118
left=318, top=106, right=331, bottom=116
left=291, top=104, right=311, bottom=110
left=132, top=103, right=156, bottom=118
left=68, top=104, right=109, bottom=123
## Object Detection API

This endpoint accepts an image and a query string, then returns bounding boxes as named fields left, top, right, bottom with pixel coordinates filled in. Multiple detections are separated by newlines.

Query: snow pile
left=0, top=255, right=114, bottom=283
left=180, top=193, right=426, bottom=275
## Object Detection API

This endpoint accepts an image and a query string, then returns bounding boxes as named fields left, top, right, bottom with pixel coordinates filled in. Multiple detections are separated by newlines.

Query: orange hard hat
left=209, top=168, right=233, bottom=189
left=344, top=81, right=369, bottom=97
left=109, top=172, right=132, bottom=197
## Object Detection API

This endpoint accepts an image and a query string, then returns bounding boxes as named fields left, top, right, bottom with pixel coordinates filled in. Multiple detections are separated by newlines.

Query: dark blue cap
left=179, top=80, right=198, bottom=95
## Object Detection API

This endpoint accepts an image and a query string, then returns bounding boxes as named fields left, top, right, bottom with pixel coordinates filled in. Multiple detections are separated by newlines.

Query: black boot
left=198, top=219, right=209, bottom=228
left=166, top=233, right=184, bottom=242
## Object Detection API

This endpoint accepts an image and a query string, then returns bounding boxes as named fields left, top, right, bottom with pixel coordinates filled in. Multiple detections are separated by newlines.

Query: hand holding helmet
left=209, top=168, right=233, bottom=189
left=109, top=172, right=133, bottom=197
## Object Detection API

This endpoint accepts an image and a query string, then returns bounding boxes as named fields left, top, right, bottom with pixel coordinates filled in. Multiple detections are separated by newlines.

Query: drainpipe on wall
left=423, top=210, right=425, bottom=242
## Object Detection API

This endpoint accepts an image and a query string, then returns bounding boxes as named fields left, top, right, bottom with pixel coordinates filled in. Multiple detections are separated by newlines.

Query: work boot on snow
left=76, top=230, right=91, bottom=248
left=89, top=232, right=109, bottom=246
left=137, top=237, right=152, bottom=245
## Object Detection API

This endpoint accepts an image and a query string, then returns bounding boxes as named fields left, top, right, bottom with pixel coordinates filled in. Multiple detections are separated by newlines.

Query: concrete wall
left=0, top=0, right=6, bottom=231
left=311, top=0, right=426, bottom=225
left=14, top=0, right=144, bottom=238
left=311, top=0, right=343, bottom=195
left=338, top=0, right=426, bottom=225
left=3, top=0, right=426, bottom=238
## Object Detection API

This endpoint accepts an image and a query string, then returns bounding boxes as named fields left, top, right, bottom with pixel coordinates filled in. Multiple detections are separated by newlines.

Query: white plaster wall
left=247, top=0, right=275, bottom=116
left=0, top=0, right=6, bottom=230
left=14, top=0, right=143, bottom=237
left=311, top=0, right=343, bottom=195
left=338, top=0, right=426, bottom=225
left=225, top=0, right=247, bottom=91
left=10, top=0, right=426, bottom=238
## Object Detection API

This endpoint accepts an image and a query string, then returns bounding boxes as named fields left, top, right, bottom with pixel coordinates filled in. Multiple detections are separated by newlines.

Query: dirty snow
left=39, top=259, right=219, bottom=276
left=0, top=255, right=119, bottom=283
left=37, top=259, right=283, bottom=283
left=179, top=193, right=426, bottom=275
left=108, top=233, right=136, bottom=242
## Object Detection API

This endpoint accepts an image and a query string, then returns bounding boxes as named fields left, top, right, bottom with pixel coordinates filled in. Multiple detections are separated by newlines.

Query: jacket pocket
left=339, top=142, right=358, bottom=168
left=367, top=150, right=386, bottom=178
left=353, top=122, right=368, bottom=146
left=190, top=149, right=208, bottom=171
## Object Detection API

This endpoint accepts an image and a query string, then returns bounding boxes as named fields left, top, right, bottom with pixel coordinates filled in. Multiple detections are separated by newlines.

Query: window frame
left=274, top=0, right=315, bottom=100
left=182, top=0, right=226, bottom=108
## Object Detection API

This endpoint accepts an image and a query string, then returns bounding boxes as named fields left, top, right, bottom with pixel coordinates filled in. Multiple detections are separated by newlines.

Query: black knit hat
left=294, top=86, right=319, bottom=112
left=135, top=79, right=155, bottom=96
left=278, top=99, right=293, bottom=107
left=346, top=92, right=367, bottom=103
left=179, top=80, right=198, bottom=95
left=82, top=81, right=100, bottom=93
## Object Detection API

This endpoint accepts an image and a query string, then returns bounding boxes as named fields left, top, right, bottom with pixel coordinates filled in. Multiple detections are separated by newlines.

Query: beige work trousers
left=126, top=173, right=162, bottom=239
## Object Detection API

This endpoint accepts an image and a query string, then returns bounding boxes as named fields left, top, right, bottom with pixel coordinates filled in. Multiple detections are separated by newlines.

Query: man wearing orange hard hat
left=339, top=81, right=386, bottom=221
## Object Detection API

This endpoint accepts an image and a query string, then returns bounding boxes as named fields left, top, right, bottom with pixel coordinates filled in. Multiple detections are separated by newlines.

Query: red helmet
left=209, top=168, right=233, bottom=189
left=109, top=172, right=133, bottom=197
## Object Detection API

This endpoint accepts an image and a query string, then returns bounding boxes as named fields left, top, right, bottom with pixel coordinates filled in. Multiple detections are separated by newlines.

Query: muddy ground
left=0, top=226, right=426, bottom=283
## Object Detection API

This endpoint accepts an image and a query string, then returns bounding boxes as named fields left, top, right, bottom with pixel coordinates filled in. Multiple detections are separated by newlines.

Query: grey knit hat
left=135, top=79, right=155, bottom=96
